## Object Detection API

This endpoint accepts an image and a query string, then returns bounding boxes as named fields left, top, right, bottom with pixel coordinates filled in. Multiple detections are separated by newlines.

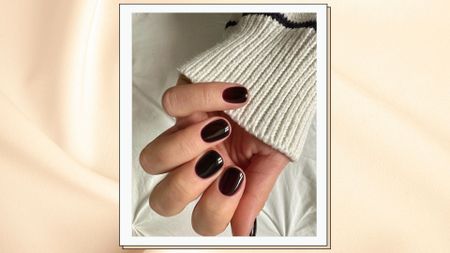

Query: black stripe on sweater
left=225, top=20, right=238, bottom=28
left=225, top=13, right=316, bottom=30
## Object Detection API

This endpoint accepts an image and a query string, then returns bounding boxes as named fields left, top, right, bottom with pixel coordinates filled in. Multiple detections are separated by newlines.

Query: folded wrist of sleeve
left=177, top=13, right=317, bottom=161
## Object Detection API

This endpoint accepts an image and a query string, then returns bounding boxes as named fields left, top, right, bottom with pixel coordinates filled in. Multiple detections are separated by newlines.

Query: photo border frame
left=119, top=3, right=331, bottom=249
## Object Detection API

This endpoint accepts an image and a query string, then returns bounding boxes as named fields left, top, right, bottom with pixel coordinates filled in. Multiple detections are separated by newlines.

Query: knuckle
left=149, top=174, right=193, bottom=217
left=192, top=202, right=228, bottom=236
left=139, top=150, right=154, bottom=174
left=149, top=192, right=172, bottom=217
left=139, top=145, right=164, bottom=175
left=161, top=87, right=177, bottom=116
left=245, top=190, right=267, bottom=210
left=204, top=200, right=226, bottom=221
left=149, top=183, right=181, bottom=217
left=200, top=86, right=214, bottom=105
left=212, top=224, right=227, bottom=236
left=174, top=135, right=198, bottom=159
left=192, top=223, right=210, bottom=236
left=169, top=174, right=196, bottom=203
left=192, top=215, right=227, bottom=236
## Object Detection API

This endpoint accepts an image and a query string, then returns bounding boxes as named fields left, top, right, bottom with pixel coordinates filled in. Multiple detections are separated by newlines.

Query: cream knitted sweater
left=178, top=13, right=317, bottom=161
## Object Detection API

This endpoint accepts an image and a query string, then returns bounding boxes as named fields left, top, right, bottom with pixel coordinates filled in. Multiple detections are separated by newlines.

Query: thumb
left=230, top=153, right=289, bottom=236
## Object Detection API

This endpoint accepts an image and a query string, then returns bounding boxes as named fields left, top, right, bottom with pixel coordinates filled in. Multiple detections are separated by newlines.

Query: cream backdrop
left=0, top=0, right=449, bottom=253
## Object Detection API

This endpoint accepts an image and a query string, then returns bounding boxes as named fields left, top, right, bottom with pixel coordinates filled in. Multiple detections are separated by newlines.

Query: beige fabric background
left=0, top=0, right=449, bottom=252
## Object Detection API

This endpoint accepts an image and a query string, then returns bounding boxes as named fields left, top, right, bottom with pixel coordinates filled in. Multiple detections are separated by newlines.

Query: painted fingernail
left=201, top=119, right=230, bottom=143
left=219, top=167, right=244, bottom=196
left=222, top=86, right=248, bottom=103
left=195, top=150, right=223, bottom=179
left=249, top=218, right=257, bottom=236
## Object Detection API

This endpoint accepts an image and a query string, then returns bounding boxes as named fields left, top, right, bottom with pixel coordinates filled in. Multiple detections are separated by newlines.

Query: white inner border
left=120, top=4, right=328, bottom=247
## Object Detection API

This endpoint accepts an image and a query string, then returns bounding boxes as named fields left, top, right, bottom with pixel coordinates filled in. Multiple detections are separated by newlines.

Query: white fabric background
left=131, top=13, right=317, bottom=236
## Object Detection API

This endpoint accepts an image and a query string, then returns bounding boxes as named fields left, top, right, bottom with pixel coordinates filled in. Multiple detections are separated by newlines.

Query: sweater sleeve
left=177, top=13, right=317, bottom=161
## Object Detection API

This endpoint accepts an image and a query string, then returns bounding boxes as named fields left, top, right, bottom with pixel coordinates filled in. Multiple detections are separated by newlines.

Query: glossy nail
left=222, top=86, right=248, bottom=103
left=249, top=219, right=257, bottom=236
left=201, top=119, right=230, bottom=143
left=219, top=167, right=244, bottom=196
left=195, top=150, right=223, bottom=179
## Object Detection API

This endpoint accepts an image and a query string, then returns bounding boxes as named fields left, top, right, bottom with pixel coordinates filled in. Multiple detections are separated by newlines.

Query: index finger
left=162, top=82, right=249, bottom=117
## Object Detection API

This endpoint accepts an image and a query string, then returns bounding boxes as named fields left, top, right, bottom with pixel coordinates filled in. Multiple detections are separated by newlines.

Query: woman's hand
left=140, top=76, right=289, bottom=236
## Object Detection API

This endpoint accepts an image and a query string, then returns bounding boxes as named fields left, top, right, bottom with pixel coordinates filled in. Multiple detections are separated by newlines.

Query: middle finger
left=140, top=116, right=231, bottom=175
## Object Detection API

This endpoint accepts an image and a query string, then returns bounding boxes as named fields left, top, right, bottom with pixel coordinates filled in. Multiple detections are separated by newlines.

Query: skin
left=140, top=75, right=289, bottom=236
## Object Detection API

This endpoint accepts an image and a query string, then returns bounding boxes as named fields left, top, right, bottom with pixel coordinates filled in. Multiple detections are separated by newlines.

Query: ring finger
left=191, top=166, right=246, bottom=235
left=149, top=147, right=230, bottom=216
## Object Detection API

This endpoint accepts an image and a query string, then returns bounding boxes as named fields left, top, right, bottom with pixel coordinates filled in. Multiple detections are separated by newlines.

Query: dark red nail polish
left=201, top=119, right=230, bottom=143
left=218, top=167, right=244, bottom=196
left=222, top=86, right=248, bottom=103
left=195, top=150, right=223, bottom=179
left=249, top=219, right=257, bottom=236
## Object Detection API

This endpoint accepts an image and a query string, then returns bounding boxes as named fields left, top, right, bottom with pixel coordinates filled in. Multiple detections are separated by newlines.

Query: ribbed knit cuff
left=177, top=13, right=317, bottom=161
